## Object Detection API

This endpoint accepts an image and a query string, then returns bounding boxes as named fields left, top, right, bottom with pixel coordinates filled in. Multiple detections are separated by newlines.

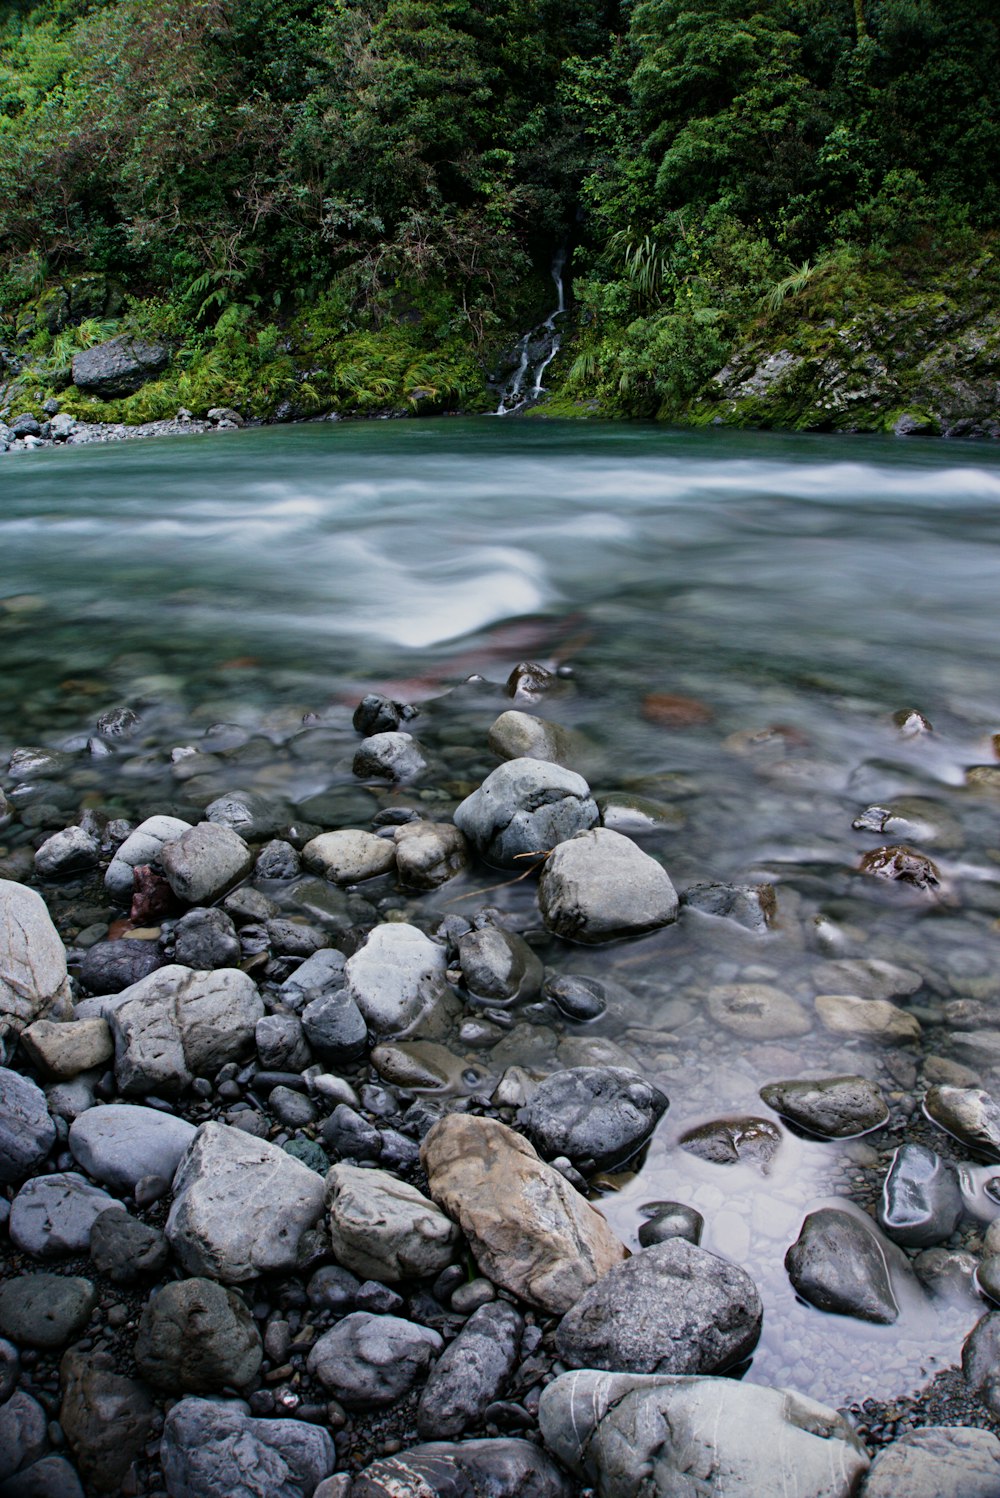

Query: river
left=3, top=417, right=1000, bottom=1407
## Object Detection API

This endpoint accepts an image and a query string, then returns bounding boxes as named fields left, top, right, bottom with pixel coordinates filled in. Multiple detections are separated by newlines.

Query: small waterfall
left=494, top=251, right=566, bottom=416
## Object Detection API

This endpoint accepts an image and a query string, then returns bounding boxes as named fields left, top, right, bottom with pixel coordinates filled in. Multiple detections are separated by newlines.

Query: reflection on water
left=3, top=418, right=1000, bottom=1404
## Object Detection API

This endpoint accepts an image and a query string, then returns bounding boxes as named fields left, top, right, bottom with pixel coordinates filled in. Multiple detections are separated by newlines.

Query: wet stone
left=760, top=1075, right=889, bottom=1138
left=924, top=1085, right=1000, bottom=1162
left=707, top=983, right=811, bottom=1039
left=458, top=925, right=543, bottom=1005
left=453, top=758, right=598, bottom=870
left=637, top=1202, right=704, bottom=1248
left=679, top=1116, right=782, bottom=1171
left=542, top=974, right=607, bottom=1021
left=785, top=1208, right=898, bottom=1324
left=353, top=731, right=426, bottom=782
left=254, top=838, right=301, bottom=880
left=353, top=694, right=418, bottom=736
left=539, top=827, right=679, bottom=944
left=518, top=1066, right=668, bottom=1172
left=858, top=843, right=942, bottom=893
left=815, top=993, right=921, bottom=1043
left=877, top=1142, right=963, bottom=1247
left=683, top=881, right=776, bottom=932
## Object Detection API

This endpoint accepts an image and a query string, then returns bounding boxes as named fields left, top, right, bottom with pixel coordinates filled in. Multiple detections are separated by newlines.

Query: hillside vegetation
left=1, top=0, right=998, bottom=431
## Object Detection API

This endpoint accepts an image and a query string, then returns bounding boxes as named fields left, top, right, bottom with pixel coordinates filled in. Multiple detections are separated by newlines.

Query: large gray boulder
left=135, top=1277, right=262, bottom=1392
left=538, top=827, right=678, bottom=943
left=0, top=879, right=73, bottom=1044
left=159, top=822, right=253, bottom=905
left=785, top=1208, right=898, bottom=1323
left=69, top=1103, right=197, bottom=1192
left=166, top=1122, right=326, bottom=1282
left=539, top=1370, right=869, bottom=1498
left=104, top=816, right=191, bottom=899
left=302, top=829, right=396, bottom=884
left=760, top=1075, right=888, bottom=1137
left=519, top=1066, right=668, bottom=1173
left=9, top=1172, right=121, bottom=1258
left=344, top=923, right=450, bottom=1036
left=860, top=1426, right=1000, bottom=1498
left=71, top=336, right=169, bottom=397
left=453, top=759, right=598, bottom=869
left=555, top=1239, right=762, bottom=1375
left=0, top=1070, right=56, bottom=1185
left=325, top=1163, right=458, bottom=1282
left=160, top=1397, right=335, bottom=1498
left=306, top=1312, right=442, bottom=1408
left=109, top=966, right=263, bottom=1095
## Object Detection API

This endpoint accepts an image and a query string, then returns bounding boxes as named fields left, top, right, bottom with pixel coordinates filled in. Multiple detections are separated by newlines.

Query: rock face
left=518, top=1066, right=668, bottom=1172
left=159, top=822, right=253, bottom=905
left=860, top=1426, right=1000, bottom=1498
left=453, top=759, right=599, bottom=869
left=302, top=829, right=397, bottom=884
left=344, top=922, right=449, bottom=1036
left=352, top=1439, right=573, bottom=1498
left=420, top=1114, right=628, bottom=1314
left=165, top=1122, right=326, bottom=1282
left=0, top=1070, right=56, bottom=1184
left=69, top=1103, right=197, bottom=1191
left=160, top=1396, right=336, bottom=1498
left=104, top=815, right=191, bottom=898
left=135, top=1277, right=263, bottom=1392
left=110, top=965, right=263, bottom=1094
left=539, top=1370, right=870, bottom=1498
left=924, top=1084, right=1000, bottom=1161
left=760, top=1075, right=889, bottom=1137
left=9, top=1172, right=121, bottom=1258
left=877, top=1143, right=963, bottom=1247
left=555, top=1239, right=762, bottom=1375
left=307, top=1312, right=442, bottom=1408
left=785, top=1208, right=898, bottom=1324
left=538, top=827, right=679, bottom=944
left=417, top=1300, right=523, bottom=1439
left=325, top=1163, right=458, bottom=1282
left=71, top=336, right=169, bottom=396
left=0, top=879, right=73, bottom=1043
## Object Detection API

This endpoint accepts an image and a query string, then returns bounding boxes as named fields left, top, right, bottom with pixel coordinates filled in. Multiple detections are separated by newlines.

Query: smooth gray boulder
left=539, top=1370, right=869, bottom=1498
left=860, top=1426, right=1000, bottom=1498
left=104, top=815, right=191, bottom=898
left=173, top=907, right=241, bottom=970
left=0, top=879, right=73, bottom=1042
left=555, top=1239, right=762, bottom=1375
left=306, top=1312, right=442, bottom=1408
left=519, top=1066, right=668, bottom=1172
left=69, top=1103, right=197, bottom=1192
left=160, top=822, right=253, bottom=905
left=109, top=965, right=263, bottom=1094
left=538, top=827, right=679, bottom=943
left=135, top=1277, right=262, bottom=1392
left=785, top=1208, right=898, bottom=1323
left=877, top=1142, right=963, bottom=1247
left=0, top=1071, right=56, bottom=1184
left=344, top=923, right=450, bottom=1036
left=486, top=709, right=588, bottom=768
left=279, top=948, right=347, bottom=1011
left=416, top=1301, right=523, bottom=1439
left=302, top=829, right=396, bottom=884
left=760, top=1075, right=888, bottom=1137
left=33, top=826, right=100, bottom=878
left=160, top=1397, right=336, bottom=1498
left=9, top=1172, right=122, bottom=1258
left=453, top=759, right=599, bottom=869
left=458, top=926, right=543, bottom=1006
left=353, top=731, right=426, bottom=781
left=71, top=336, right=168, bottom=397
left=325, top=1163, right=458, bottom=1282
left=166, top=1121, right=326, bottom=1282
left=351, top=1439, right=573, bottom=1498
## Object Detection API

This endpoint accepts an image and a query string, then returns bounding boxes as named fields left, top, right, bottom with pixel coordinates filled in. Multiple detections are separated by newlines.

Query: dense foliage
left=1, top=0, right=998, bottom=424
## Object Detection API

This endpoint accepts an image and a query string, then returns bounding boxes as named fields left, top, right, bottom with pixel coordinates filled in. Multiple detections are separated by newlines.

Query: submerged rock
left=555, top=1238, right=762, bottom=1375
left=680, top=1115, right=783, bottom=1171
left=815, top=993, right=921, bottom=1043
left=877, top=1142, right=963, bottom=1247
left=683, top=880, right=777, bottom=931
left=539, top=1370, right=869, bottom=1498
left=785, top=1208, right=898, bottom=1324
left=760, top=1076, right=889, bottom=1137
left=707, top=983, right=811, bottom=1039
left=538, top=827, right=678, bottom=944
left=858, top=843, right=942, bottom=893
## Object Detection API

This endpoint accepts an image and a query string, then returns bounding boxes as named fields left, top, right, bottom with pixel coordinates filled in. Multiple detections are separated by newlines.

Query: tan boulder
left=420, top=1114, right=628, bottom=1313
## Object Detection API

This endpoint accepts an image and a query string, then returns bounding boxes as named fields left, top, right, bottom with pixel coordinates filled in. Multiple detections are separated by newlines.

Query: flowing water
left=3, top=417, right=1000, bottom=1407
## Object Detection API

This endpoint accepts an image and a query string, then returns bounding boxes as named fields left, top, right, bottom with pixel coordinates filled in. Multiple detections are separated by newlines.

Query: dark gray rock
left=307, top=1264, right=360, bottom=1314
left=69, top=1103, right=197, bottom=1191
left=0, top=1455, right=85, bottom=1497
left=539, top=1370, right=869, bottom=1498
left=307, top=1312, right=442, bottom=1407
left=266, top=919, right=327, bottom=958
left=679, top=1116, right=782, bottom=1170
left=538, top=828, right=679, bottom=944
left=637, top=1202, right=704, bottom=1248
left=519, top=1066, right=668, bottom=1172
left=555, top=1238, right=762, bottom=1375
left=924, top=1085, right=1000, bottom=1161
left=71, top=337, right=168, bottom=397
left=269, top=1085, right=317, bottom=1128
left=453, top=759, right=599, bottom=870
left=33, top=827, right=100, bottom=878
left=542, top=974, right=607, bottom=1022
left=417, top=1300, right=522, bottom=1439
left=962, top=1312, right=1000, bottom=1414
left=9, top=1172, right=121, bottom=1258
left=95, top=706, right=139, bottom=740
left=89, top=1208, right=168, bottom=1282
left=458, top=927, right=543, bottom=1006
left=254, top=839, right=301, bottom=880
left=0, top=1392, right=47, bottom=1484
left=160, top=1396, right=336, bottom=1498
left=279, top=948, right=347, bottom=1012
left=353, top=694, right=418, bottom=736
left=352, top=1439, right=573, bottom=1498
left=135, top=1277, right=263, bottom=1392
left=58, top=1346, right=154, bottom=1494
left=760, top=1076, right=889, bottom=1138
left=321, top=1103, right=383, bottom=1162
left=174, top=907, right=241, bottom=970
left=0, top=1275, right=96, bottom=1349
left=860, top=1425, right=1000, bottom=1498
left=78, top=939, right=167, bottom=995
left=255, top=1014, right=311, bottom=1072
left=0, top=1071, right=56, bottom=1185
left=683, top=880, right=776, bottom=932
left=0, top=1337, right=19, bottom=1405
left=302, top=988, right=368, bottom=1063
left=785, top=1208, right=898, bottom=1323
left=877, top=1142, right=963, bottom=1247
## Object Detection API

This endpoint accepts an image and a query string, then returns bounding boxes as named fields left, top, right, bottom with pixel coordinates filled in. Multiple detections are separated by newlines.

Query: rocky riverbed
left=3, top=662, right=1000, bottom=1497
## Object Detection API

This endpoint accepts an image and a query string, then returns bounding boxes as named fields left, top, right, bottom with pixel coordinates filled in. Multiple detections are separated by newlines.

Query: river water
left=3, top=418, right=1000, bottom=1407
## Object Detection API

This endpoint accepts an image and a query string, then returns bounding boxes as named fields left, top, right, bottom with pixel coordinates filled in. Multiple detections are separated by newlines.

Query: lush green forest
left=1, top=0, right=998, bottom=431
